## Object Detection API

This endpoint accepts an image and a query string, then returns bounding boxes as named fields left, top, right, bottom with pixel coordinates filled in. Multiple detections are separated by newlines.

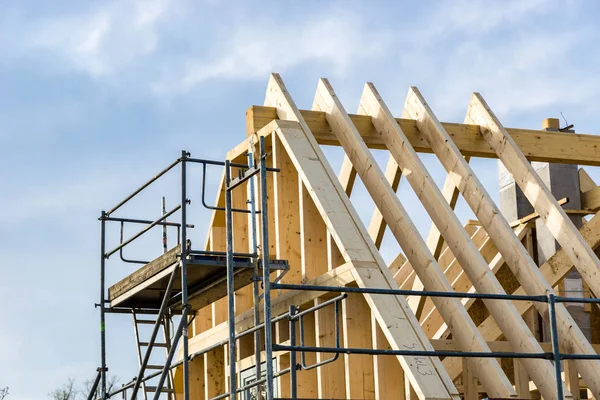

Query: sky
left=1, top=0, right=600, bottom=398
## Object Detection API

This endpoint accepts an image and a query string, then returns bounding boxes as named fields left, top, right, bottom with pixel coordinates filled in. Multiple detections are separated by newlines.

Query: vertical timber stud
left=313, top=78, right=515, bottom=398
left=402, top=86, right=600, bottom=396
left=462, top=92, right=600, bottom=396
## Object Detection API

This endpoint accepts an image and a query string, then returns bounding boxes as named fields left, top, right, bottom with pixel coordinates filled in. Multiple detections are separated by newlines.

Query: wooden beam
left=367, top=154, right=402, bottom=249
left=314, top=78, right=515, bottom=398
left=264, top=73, right=458, bottom=400
left=273, top=134, right=302, bottom=285
left=204, top=347, right=224, bottom=399
left=372, top=313, right=405, bottom=399
left=246, top=105, right=600, bottom=166
left=581, top=185, right=600, bottom=211
left=579, top=168, right=597, bottom=193
left=403, top=86, right=600, bottom=396
left=342, top=292, right=376, bottom=399
left=466, top=92, right=600, bottom=299
left=356, top=80, right=555, bottom=398
left=298, top=182, right=328, bottom=397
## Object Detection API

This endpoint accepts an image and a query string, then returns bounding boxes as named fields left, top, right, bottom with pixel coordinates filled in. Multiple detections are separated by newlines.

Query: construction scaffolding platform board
left=108, top=247, right=287, bottom=310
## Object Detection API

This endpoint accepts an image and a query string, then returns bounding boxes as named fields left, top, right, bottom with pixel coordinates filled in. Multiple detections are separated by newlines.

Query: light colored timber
left=368, top=154, right=402, bottom=249
left=419, top=225, right=485, bottom=325
left=363, top=152, right=406, bottom=400
left=433, top=224, right=531, bottom=339
left=509, top=197, right=569, bottom=227
left=411, top=155, right=470, bottom=319
left=275, top=119, right=456, bottom=400
left=299, top=179, right=333, bottom=397
left=466, top=93, right=600, bottom=299
left=581, top=185, right=600, bottom=212
left=247, top=104, right=600, bottom=166
left=579, top=168, right=597, bottom=193
left=356, top=80, right=554, bottom=398
left=264, top=73, right=459, bottom=400
left=403, top=86, right=600, bottom=396
left=445, top=211, right=600, bottom=380
left=313, top=78, right=515, bottom=398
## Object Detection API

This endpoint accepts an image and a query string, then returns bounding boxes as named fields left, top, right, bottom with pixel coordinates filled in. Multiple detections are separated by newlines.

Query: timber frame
left=96, top=73, right=600, bottom=400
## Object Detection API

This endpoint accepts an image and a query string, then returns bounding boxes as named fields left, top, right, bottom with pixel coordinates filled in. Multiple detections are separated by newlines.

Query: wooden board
left=313, top=78, right=514, bottom=398
left=247, top=105, right=600, bottom=166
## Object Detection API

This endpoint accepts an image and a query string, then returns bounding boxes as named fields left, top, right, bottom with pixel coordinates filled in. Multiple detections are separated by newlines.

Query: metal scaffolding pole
left=180, top=150, right=190, bottom=400
left=100, top=211, right=107, bottom=400
left=225, top=159, right=237, bottom=397
left=259, top=136, right=274, bottom=400
left=247, top=148, right=263, bottom=399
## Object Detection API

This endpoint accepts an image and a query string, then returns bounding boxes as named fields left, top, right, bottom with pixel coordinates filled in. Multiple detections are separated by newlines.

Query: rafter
left=313, top=78, right=515, bottom=398
left=403, top=86, right=600, bottom=396
left=264, top=74, right=459, bottom=400
left=466, top=92, right=600, bottom=299
left=353, top=81, right=559, bottom=399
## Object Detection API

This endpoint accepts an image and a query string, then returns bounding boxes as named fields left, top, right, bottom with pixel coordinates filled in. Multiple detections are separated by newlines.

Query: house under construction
left=91, top=74, right=600, bottom=400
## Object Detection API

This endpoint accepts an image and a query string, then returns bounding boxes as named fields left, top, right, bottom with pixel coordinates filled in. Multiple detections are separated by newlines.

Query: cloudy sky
left=2, top=0, right=600, bottom=398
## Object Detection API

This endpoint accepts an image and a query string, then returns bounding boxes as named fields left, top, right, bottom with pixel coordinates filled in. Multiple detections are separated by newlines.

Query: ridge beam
left=313, top=78, right=515, bottom=399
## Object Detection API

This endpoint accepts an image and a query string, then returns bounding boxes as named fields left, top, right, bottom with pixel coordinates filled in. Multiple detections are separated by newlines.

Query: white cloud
left=3, top=0, right=171, bottom=78
left=153, top=14, right=390, bottom=94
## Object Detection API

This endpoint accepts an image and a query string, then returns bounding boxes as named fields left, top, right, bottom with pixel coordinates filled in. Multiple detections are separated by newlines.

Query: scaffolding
left=90, top=145, right=600, bottom=400
left=88, top=73, right=600, bottom=400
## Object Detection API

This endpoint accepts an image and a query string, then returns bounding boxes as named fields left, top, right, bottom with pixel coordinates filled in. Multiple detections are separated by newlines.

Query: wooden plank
left=273, top=134, right=302, bottom=284
left=579, top=168, right=597, bottom=193
left=462, top=358, right=478, bottom=400
left=372, top=313, right=405, bottom=399
left=314, top=78, right=514, bottom=398
left=246, top=105, right=600, bottom=166
left=231, top=173, right=254, bottom=360
left=360, top=82, right=557, bottom=394
left=466, top=92, right=600, bottom=300
left=108, top=246, right=179, bottom=300
left=314, top=297, right=346, bottom=398
left=298, top=182, right=325, bottom=396
left=300, top=182, right=328, bottom=281
left=186, top=262, right=357, bottom=364
left=264, top=73, right=458, bottom=400
left=367, top=154, right=402, bottom=248
left=296, top=312, right=319, bottom=398
left=204, top=347, right=224, bottom=399
left=420, top=226, right=490, bottom=332
left=564, top=360, right=581, bottom=400
left=581, top=186, right=600, bottom=211
left=273, top=119, right=456, bottom=399
left=424, top=156, right=471, bottom=260
left=342, top=292, right=376, bottom=399
left=514, top=359, right=531, bottom=399
left=403, top=86, right=600, bottom=396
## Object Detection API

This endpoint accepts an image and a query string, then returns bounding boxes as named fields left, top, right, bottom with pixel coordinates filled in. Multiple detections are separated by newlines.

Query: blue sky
left=2, top=0, right=600, bottom=398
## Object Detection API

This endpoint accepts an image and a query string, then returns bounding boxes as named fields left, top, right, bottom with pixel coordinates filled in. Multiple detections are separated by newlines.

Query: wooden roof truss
left=175, top=74, right=600, bottom=400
